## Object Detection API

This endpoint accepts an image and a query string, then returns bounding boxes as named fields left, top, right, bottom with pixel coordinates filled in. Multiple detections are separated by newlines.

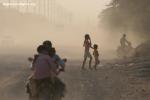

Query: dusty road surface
left=0, top=56, right=150, bottom=100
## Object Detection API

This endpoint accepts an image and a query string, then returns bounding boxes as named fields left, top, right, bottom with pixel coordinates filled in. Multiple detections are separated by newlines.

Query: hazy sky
left=0, top=0, right=115, bottom=59
left=53, top=0, right=113, bottom=59
left=56, top=0, right=110, bottom=22
left=53, top=0, right=112, bottom=46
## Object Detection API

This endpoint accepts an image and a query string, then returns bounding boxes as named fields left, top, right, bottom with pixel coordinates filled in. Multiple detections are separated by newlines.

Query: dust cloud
left=0, top=1, right=150, bottom=100
left=0, top=0, right=116, bottom=60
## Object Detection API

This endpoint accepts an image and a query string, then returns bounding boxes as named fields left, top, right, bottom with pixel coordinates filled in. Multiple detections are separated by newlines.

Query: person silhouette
left=120, top=34, right=129, bottom=49
left=82, top=34, right=93, bottom=70
left=93, top=44, right=100, bottom=70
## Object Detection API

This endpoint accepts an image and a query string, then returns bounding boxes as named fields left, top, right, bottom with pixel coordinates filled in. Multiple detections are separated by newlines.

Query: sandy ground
left=0, top=56, right=150, bottom=100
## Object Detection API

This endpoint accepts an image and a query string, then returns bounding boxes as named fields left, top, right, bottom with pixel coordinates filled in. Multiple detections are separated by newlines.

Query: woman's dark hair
left=51, top=47, right=56, bottom=54
left=37, top=45, right=47, bottom=53
left=85, top=34, right=90, bottom=39
left=43, top=40, right=52, bottom=48
left=42, top=40, right=56, bottom=57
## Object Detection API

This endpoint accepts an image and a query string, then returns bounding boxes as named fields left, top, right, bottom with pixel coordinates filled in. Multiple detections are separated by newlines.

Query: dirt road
left=0, top=57, right=150, bottom=100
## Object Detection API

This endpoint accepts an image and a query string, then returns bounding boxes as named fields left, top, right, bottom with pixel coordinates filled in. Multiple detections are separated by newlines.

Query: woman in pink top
left=27, top=45, right=57, bottom=99
left=82, top=34, right=93, bottom=70
left=27, top=45, right=66, bottom=100
left=32, top=45, right=57, bottom=80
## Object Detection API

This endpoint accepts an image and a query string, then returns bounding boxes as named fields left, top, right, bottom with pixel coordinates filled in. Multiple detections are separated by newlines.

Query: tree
left=100, top=0, right=150, bottom=39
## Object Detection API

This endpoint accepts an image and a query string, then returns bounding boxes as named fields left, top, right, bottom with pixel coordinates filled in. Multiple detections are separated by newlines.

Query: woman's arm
left=83, top=40, right=85, bottom=47
left=89, top=36, right=93, bottom=48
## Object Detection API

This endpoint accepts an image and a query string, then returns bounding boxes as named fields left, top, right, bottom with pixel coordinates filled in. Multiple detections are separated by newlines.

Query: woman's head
left=85, top=34, right=90, bottom=40
left=37, top=45, right=48, bottom=54
left=43, top=40, right=52, bottom=48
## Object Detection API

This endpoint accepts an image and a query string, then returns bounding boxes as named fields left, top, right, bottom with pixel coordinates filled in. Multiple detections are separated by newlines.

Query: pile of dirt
left=135, top=40, right=150, bottom=57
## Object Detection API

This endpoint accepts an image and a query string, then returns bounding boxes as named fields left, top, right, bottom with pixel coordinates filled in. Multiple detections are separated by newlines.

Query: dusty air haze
left=0, top=0, right=140, bottom=59
left=1, top=1, right=150, bottom=100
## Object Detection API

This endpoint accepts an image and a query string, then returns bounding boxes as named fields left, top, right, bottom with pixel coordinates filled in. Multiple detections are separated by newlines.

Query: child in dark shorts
left=93, top=44, right=100, bottom=70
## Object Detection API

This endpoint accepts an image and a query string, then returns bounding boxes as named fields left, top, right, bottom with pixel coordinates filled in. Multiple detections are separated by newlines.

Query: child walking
left=93, top=44, right=100, bottom=70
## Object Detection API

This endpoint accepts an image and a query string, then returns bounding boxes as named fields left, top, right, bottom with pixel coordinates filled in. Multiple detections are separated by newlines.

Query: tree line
left=100, top=0, right=150, bottom=39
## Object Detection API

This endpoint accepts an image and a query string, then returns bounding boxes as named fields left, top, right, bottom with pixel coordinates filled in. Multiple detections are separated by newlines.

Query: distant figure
left=120, top=34, right=129, bottom=49
left=93, top=44, right=100, bottom=70
left=82, top=34, right=92, bottom=70
left=117, top=34, right=135, bottom=58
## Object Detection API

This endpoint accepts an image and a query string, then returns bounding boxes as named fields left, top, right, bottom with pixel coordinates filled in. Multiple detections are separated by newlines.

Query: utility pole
left=44, top=0, right=46, bottom=16
left=17, top=0, right=19, bottom=11
left=8, top=0, right=10, bottom=8
left=49, top=0, right=53, bottom=24
left=42, top=0, right=45, bottom=16
left=33, top=0, right=37, bottom=14
left=26, top=0, right=29, bottom=12
left=51, top=0, right=53, bottom=24
left=38, top=0, right=40, bottom=15
left=47, top=0, right=50, bottom=19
